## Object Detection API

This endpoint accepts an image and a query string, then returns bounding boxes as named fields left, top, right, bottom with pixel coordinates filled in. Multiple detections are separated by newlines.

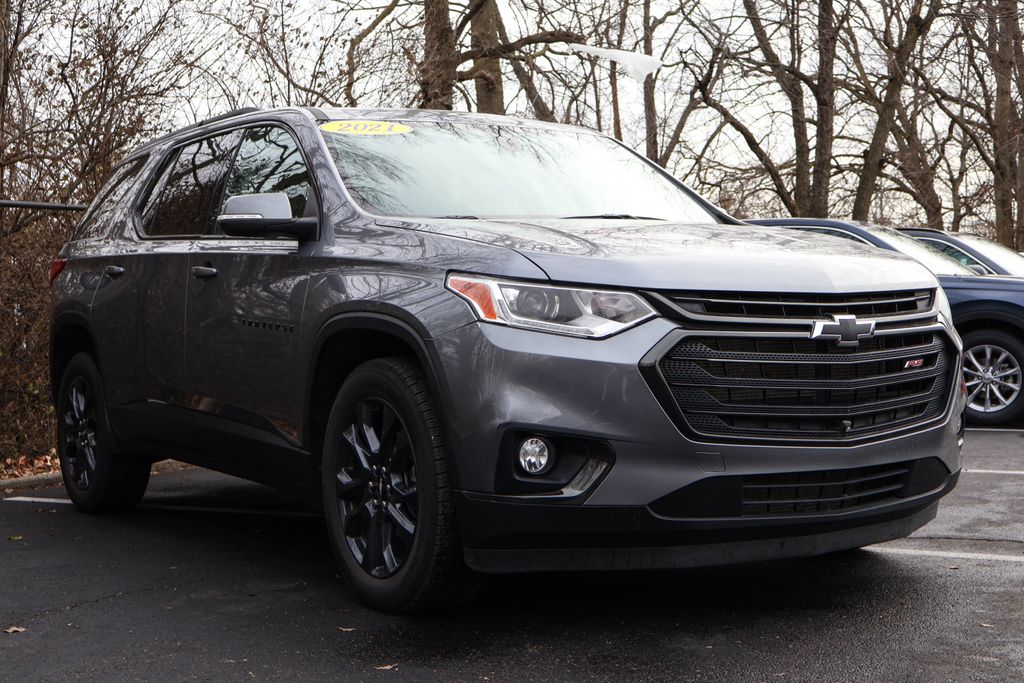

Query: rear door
left=183, top=125, right=317, bottom=478
left=95, top=132, right=241, bottom=448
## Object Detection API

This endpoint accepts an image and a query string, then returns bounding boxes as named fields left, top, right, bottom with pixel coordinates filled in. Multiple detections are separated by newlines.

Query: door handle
left=191, top=265, right=218, bottom=280
left=103, top=265, right=125, bottom=278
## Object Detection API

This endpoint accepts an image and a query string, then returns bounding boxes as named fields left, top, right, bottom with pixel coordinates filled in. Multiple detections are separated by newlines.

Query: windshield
left=956, top=234, right=1024, bottom=276
left=866, top=224, right=974, bottom=276
left=319, top=119, right=718, bottom=223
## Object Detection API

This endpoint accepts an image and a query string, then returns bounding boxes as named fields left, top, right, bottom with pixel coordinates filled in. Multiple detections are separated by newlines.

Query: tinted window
left=73, top=157, right=148, bottom=241
left=921, top=239, right=982, bottom=268
left=141, top=133, right=239, bottom=237
left=222, top=127, right=313, bottom=220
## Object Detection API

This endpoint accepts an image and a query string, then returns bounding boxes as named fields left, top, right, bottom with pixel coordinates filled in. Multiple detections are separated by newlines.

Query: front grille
left=662, top=289, right=933, bottom=321
left=646, top=288, right=956, bottom=444
left=742, top=462, right=909, bottom=515
left=648, top=457, right=950, bottom=518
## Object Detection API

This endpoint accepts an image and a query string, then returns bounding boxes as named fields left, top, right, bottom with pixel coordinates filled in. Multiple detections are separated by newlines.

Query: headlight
left=446, top=274, right=657, bottom=338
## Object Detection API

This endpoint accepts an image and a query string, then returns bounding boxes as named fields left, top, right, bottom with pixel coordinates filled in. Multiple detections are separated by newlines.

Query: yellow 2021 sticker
left=320, top=120, right=412, bottom=135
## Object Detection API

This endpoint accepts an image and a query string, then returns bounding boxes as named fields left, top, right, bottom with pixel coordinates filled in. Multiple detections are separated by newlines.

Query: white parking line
left=965, top=468, right=1024, bottom=476
left=965, top=427, right=1024, bottom=433
left=2, top=496, right=319, bottom=518
left=872, top=547, right=1024, bottom=564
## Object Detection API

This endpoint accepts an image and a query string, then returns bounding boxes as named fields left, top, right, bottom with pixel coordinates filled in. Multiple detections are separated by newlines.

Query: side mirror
left=967, top=263, right=990, bottom=275
left=217, top=192, right=317, bottom=241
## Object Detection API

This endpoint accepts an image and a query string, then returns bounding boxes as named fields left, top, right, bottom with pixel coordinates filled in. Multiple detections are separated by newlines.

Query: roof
left=129, top=106, right=595, bottom=158
left=316, top=107, right=590, bottom=133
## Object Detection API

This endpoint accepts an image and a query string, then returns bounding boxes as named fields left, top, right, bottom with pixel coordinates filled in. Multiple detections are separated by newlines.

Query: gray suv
left=51, top=107, right=966, bottom=612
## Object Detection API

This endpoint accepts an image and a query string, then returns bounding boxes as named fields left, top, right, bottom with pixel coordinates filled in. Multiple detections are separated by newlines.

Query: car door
left=183, top=124, right=316, bottom=478
left=82, top=156, right=157, bottom=406
left=92, top=132, right=241, bottom=449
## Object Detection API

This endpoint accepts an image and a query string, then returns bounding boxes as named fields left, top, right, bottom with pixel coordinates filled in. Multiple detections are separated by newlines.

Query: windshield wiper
left=560, top=213, right=664, bottom=220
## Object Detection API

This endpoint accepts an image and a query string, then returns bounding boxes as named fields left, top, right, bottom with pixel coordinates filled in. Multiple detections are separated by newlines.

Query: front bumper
left=432, top=318, right=964, bottom=570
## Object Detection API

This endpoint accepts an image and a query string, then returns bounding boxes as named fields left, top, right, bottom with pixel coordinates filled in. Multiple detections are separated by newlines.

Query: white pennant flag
left=568, top=44, right=663, bottom=82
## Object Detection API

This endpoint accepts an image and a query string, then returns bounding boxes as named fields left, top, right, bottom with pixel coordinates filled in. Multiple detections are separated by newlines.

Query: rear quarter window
left=71, top=157, right=149, bottom=241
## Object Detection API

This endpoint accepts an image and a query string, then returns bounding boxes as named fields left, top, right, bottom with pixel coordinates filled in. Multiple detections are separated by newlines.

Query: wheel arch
left=50, top=310, right=99, bottom=405
left=953, top=305, right=1024, bottom=340
left=303, top=309, right=461, bottom=490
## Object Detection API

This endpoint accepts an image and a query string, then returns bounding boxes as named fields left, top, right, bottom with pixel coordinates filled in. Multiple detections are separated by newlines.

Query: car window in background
left=956, top=234, right=1024, bottom=276
left=320, top=120, right=718, bottom=224
left=918, top=238, right=990, bottom=271
left=864, top=224, right=974, bottom=276
left=222, top=126, right=313, bottom=221
left=73, top=157, right=148, bottom=241
left=141, top=132, right=240, bottom=237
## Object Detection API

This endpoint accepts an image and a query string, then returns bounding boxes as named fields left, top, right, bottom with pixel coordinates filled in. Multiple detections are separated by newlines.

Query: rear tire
left=56, top=352, right=150, bottom=512
left=321, top=357, right=477, bottom=612
left=962, top=330, right=1024, bottom=426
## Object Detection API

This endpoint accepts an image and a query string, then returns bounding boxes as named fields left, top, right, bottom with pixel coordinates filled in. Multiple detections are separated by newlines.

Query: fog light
left=518, top=437, right=554, bottom=475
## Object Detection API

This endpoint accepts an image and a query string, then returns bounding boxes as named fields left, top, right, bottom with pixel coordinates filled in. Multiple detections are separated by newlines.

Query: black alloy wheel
left=334, top=398, right=419, bottom=578
left=61, top=375, right=99, bottom=490
left=321, top=357, right=477, bottom=612
left=55, top=352, right=150, bottom=512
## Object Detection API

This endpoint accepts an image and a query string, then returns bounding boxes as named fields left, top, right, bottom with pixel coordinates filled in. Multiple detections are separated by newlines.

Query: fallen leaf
left=949, top=566, right=960, bottom=570
left=337, top=627, right=356, bottom=632
left=980, top=623, right=995, bottom=628
left=7, top=535, right=23, bottom=541
left=4, top=626, right=26, bottom=634
left=374, top=664, right=397, bottom=670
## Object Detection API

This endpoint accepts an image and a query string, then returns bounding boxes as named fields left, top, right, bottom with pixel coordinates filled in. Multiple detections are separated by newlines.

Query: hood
left=385, top=217, right=937, bottom=293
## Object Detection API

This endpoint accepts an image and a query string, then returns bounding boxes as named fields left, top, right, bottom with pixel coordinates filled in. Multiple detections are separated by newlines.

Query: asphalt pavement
left=2, top=429, right=1023, bottom=681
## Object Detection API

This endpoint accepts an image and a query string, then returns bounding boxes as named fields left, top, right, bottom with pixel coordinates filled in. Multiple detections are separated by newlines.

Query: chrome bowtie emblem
left=810, top=314, right=876, bottom=347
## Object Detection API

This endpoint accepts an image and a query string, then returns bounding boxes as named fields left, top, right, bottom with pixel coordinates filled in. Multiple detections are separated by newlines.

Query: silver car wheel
left=964, top=344, right=1022, bottom=413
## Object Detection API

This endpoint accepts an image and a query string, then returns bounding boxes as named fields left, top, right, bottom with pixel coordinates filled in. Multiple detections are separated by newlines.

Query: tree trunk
left=610, top=0, right=630, bottom=141
left=810, top=0, right=836, bottom=217
left=851, top=0, right=938, bottom=221
left=470, top=0, right=503, bottom=114
left=642, top=0, right=658, bottom=162
left=0, top=0, right=11, bottom=199
left=420, top=0, right=457, bottom=109
left=494, top=9, right=556, bottom=122
left=741, top=0, right=810, bottom=214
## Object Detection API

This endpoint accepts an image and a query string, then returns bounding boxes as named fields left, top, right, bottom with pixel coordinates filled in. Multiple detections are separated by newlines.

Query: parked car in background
left=751, top=218, right=1024, bottom=426
left=901, top=228, right=1024, bottom=278
left=50, top=108, right=965, bottom=612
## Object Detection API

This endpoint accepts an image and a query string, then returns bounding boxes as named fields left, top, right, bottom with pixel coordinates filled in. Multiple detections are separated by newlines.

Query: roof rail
left=897, top=226, right=943, bottom=233
left=135, top=106, right=263, bottom=152
left=200, top=107, right=261, bottom=126
left=0, top=199, right=87, bottom=211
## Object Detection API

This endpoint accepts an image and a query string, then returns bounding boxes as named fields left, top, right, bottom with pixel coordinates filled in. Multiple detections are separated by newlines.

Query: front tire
left=321, top=357, right=475, bottom=612
left=962, top=329, right=1024, bottom=426
left=56, top=352, right=150, bottom=512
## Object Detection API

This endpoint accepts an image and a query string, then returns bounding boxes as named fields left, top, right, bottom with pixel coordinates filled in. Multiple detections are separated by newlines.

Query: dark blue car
left=901, top=227, right=1024, bottom=278
left=751, top=218, right=1024, bottom=426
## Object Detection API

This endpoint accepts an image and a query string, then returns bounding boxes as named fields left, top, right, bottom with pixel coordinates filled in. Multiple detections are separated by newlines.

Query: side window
left=921, top=239, right=984, bottom=269
left=140, top=132, right=240, bottom=237
left=72, top=157, right=148, bottom=241
left=221, top=126, right=313, bottom=221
